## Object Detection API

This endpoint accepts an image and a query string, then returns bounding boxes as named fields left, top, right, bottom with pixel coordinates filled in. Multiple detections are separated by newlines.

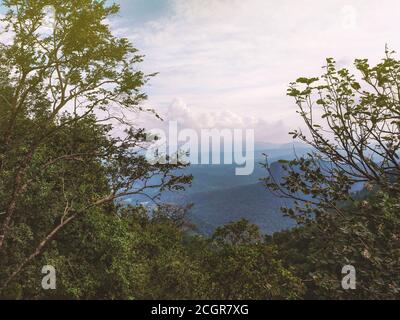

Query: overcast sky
left=2, top=1, right=400, bottom=143
left=107, top=0, right=400, bottom=143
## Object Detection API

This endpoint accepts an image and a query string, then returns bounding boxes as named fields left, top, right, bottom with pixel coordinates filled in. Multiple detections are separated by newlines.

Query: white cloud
left=120, top=0, right=400, bottom=141
left=4, top=2, right=400, bottom=143
left=121, top=0, right=400, bottom=131
left=137, top=98, right=291, bottom=143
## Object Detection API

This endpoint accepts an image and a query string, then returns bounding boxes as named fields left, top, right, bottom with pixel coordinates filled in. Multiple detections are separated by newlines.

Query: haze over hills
left=185, top=183, right=296, bottom=235
left=126, top=142, right=311, bottom=234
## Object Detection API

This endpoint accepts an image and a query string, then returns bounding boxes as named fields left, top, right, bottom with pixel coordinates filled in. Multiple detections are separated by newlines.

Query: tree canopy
left=265, top=49, right=400, bottom=299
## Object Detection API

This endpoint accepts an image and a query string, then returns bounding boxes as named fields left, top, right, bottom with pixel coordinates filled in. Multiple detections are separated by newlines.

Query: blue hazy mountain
left=125, top=142, right=311, bottom=234
left=179, top=142, right=311, bottom=195
left=185, top=183, right=296, bottom=235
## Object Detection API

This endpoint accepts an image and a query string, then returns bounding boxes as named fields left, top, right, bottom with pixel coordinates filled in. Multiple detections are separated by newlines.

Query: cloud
left=117, top=0, right=400, bottom=143
left=138, top=98, right=291, bottom=143
left=3, top=1, right=400, bottom=143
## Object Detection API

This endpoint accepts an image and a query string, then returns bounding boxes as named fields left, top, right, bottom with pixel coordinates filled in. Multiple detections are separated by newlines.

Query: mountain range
left=126, top=142, right=311, bottom=235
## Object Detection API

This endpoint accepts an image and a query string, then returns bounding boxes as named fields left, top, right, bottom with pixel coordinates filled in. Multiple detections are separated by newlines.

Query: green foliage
left=265, top=49, right=400, bottom=299
left=2, top=208, right=304, bottom=299
left=269, top=192, right=400, bottom=299
left=0, top=0, right=190, bottom=295
left=202, top=220, right=305, bottom=299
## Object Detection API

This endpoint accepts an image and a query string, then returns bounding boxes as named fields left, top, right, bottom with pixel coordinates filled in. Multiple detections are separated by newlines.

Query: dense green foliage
left=265, top=49, right=400, bottom=299
left=268, top=192, right=400, bottom=299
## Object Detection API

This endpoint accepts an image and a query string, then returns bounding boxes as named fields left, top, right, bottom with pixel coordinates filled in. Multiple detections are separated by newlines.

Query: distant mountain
left=125, top=144, right=313, bottom=235
left=183, top=145, right=311, bottom=194
left=253, top=141, right=309, bottom=151
left=169, top=160, right=297, bottom=235
left=186, top=181, right=296, bottom=235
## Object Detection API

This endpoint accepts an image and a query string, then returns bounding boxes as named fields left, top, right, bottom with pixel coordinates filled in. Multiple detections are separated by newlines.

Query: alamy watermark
left=145, top=121, right=255, bottom=176
left=41, top=265, right=56, bottom=290
left=341, top=265, right=356, bottom=290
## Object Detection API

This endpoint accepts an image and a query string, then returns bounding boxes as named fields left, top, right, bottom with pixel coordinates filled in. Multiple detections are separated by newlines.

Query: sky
left=108, top=0, right=400, bottom=143
left=2, top=1, right=400, bottom=143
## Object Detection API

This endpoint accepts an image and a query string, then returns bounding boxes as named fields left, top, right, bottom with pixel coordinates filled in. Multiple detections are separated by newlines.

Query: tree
left=268, top=192, right=400, bottom=299
left=187, top=220, right=305, bottom=300
left=264, top=50, right=400, bottom=299
left=0, top=0, right=190, bottom=294
left=265, top=49, right=399, bottom=221
left=0, top=0, right=146, bottom=249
